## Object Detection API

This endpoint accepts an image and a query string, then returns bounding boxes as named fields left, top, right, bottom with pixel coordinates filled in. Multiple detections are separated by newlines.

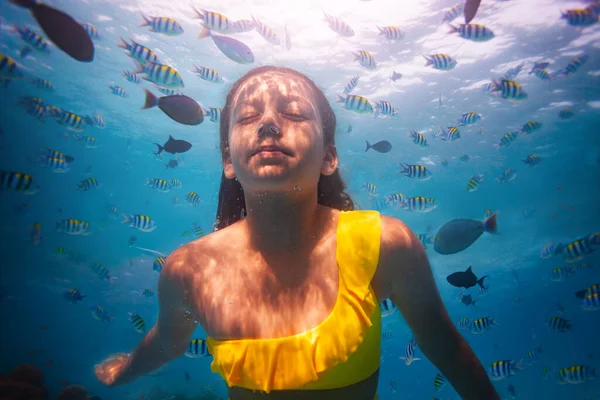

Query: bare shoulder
left=379, top=215, right=419, bottom=252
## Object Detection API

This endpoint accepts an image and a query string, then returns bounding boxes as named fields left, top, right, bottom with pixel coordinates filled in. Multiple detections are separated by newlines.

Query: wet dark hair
left=214, top=66, right=355, bottom=231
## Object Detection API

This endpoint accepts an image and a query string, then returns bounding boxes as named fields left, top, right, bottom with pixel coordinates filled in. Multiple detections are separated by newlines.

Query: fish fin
left=365, top=141, right=372, bottom=152
left=121, top=214, right=131, bottom=224
left=477, top=275, right=488, bottom=288
left=466, top=265, right=473, bottom=273
left=335, top=94, right=345, bottom=104
left=117, top=36, right=130, bottom=50
left=513, top=359, right=524, bottom=370
left=142, top=88, right=158, bottom=110
left=132, top=59, right=145, bottom=74
left=423, top=55, right=432, bottom=66
left=198, top=27, right=211, bottom=39
left=139, top=13, right=151, bottom=27
left=448, top=24, right=458, bottom=34
left=483, top=212, right=498, bottom=234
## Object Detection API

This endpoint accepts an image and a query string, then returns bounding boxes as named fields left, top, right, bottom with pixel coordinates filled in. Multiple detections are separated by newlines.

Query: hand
left=94, top=353, right=130, bottom=387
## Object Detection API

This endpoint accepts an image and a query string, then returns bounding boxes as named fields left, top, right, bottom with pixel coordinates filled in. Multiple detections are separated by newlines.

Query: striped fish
left=558, top=365, right=597, bottom=384
left=122, top=214, right=157, bottom=232
left=436, top=126, right=461, bottom=141
left=533, top=68, right=552, bottom=81
left=488, top=360, right=523, bottom=380
left=457, top=112, right=481, bottom=126
left=547, top=316, right=572, bottom=332
left=373, top=101, right=398, bottom=118
left=170, top=179, right=183, bottom=188
left=117, top=37, right=159, bottom=64
left=323, top=12, right=354, bottom=37
left=582, top=293, right=600, bottom=310
left=522, top=154, right=541, bottom=167
left=361, top=182, right=379, bottom=196
left=385, top=193, right=405, bottom=206
left=449, top=24, right=495, bottom=41
left=84, top=114, right=106, bottom=129
left=186, top=191, right=201, bottom=206
left=441, top=3, right=464, bottom=24
left=192, top=8, right=234, bottom=34
left=503, top=63, right=523, bottom=80
left=527, top=346, right=543, bottom=364
left=128, top=312, right=146, bottom=333
left=135, top=61, right=184, bottom=88
left=561, top=9, right=598, bottom=26
left=481, top=82, right=496, bottom=95
left=470, top=317, right=497, bottom=334
left=77, top=177, right=100, bottom=191
left=494, top=131, right=519, bottom=149
left=202, top=107, right=221, bottom=122
left=186, top=339, right=210, bottom=358
left=0, top=53, right=24, bottom=80
left=335, top=94, right=374, bottom=114
left=122, top=70, right=141, bottom=83
left=458, top=317, right=471, bottom=329
left=379, top=298, right=398, bottom=317
left=467, top=174, right=484, bottom=192
left=194, top=65, right=223, bottom=83
left=401, top=196, right=437, bottom=213
left=0, top=171, right=38, bottom=194
left=28, top=77, right=54, bottom=90
left=459, top=154, right=471, bottom=162
left=26, top=103, right=47, bottom=122
left=64, top=288, right=86, bottom=304
left=109, top=85, right=128, bottom=97
left=399, top=163, right=432, bottom=181
left=81, top=23, right=101, bottom=40
left=41, top=156, right=70, bottom=173
left=252, top=16, right=280, bottom=45
left=154, top=85, right=182, bottom=96
left=377, top=25, right=404, bottom=40
left=145, top=178, right=171, bottom=192
left=491, top=79, right=528, bottom=101
left=557, top=237, right=594, bottom=263
left=153, top=257, right=166, bottom=272
left=90, top=263, right=114, bottom=282
left=353, top=50, right=377, bottom=69
left=433, top=373, right=446, bottom=391
left=139, top=14, right=183, bottom=35
left=72, top=134, right=96, bottom=148
left=496, top=168, right=517, bottom=183
left=424, top=54, right=456, bottom=70
left=562, top=54, right=589, bottom=76
left=551, top=266, right=575, bottom=281
left=520, top=121, right=542, bottom=134
left=56, top=219, right=90, bottom=235
left=343, top=75, right=360, bottom=94
left=57, top=111, right=86, bottom=132
left=14, top=26, right=49, bottom=52
left=540, top=242, right=557, bottom=259
left=409, top=129, right=428, bottom=147
left=400, top=338, right=420, bottom=366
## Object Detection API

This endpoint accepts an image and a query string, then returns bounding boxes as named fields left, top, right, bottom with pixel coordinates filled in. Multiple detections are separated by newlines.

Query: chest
left=196, top=242, right=340, bottom=339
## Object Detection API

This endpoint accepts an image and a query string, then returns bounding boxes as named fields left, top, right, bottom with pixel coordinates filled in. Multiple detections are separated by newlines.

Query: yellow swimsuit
left=207, top=210, right=382, bottom=398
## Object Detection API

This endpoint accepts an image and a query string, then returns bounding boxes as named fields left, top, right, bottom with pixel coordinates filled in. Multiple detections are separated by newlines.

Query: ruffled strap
left=206, top=210, right=382, bottom=392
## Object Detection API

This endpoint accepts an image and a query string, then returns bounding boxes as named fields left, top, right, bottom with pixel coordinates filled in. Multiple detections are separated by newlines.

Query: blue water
left=1, top=0, right=600, bottom=399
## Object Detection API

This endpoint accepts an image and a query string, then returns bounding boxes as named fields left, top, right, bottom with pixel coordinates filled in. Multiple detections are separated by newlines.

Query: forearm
left=113, top=326, right=183, bottom=386
left=420, top=326, right=499, bottom=400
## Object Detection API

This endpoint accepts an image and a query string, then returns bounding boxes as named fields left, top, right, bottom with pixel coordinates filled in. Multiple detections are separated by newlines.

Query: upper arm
left=376, top=216, right=456, bottom=348
left=155, top=247, right=198, bottom=356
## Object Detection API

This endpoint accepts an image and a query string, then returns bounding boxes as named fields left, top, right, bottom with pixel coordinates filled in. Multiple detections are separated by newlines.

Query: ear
left=223, top=146, right=237, bottom=179
left=321, top=144, right=338, bottom=176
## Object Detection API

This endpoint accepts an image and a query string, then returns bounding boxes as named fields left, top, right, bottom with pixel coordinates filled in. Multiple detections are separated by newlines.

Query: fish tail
left=365, top=141, right=371, bottom=152
left=132, top=59, right=145, bottom=74
left=8, top=0, right=36, bottom=9
left=139, top=13, right=151, bottom=27
left=513, top=359, right=524, bottom=370
left=423, top=55, right=432, bottom=66
left=448, top=24, right=458, bottom=34
left=117, top=36, right=130, bottom=50
left=335, top=94, right=345, bottom=104
left=198, top=27, right=211, bottom=39
left=121, top=214, right=131, bottom=224
left=153, top=143, right=164, bottom=155
left=477, top=275, right=488, bottom=288
left=483, top=211, right=498, bottom=234
left=142, top=88, right=158, bottom=110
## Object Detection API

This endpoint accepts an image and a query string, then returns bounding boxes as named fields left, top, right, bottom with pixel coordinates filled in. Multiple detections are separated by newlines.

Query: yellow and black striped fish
left=424, top=54, right=456, bottom=70
left=146, top=178, right=171, bottom=192
left=0, top=171, right=39, bottom=194
left=193, top=65, right=223, bottom=83
left=185, top=339, right=210, bottom=358
left=467, top=174, right=484, bottom=192
left=128, top=312, right=146, bottom=333
left=186, top=191, right=201, bottom=206
left=77, top=177, right=100, bottom=191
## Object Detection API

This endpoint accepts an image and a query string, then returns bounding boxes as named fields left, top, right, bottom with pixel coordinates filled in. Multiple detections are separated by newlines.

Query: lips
left=254, top=144, right=291, bottom=156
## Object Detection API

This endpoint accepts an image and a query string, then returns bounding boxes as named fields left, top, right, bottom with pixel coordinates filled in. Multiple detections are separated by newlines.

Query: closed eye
left=237, top=114, right=259, bottom=124
left=283, top=112, right=306, bottom=122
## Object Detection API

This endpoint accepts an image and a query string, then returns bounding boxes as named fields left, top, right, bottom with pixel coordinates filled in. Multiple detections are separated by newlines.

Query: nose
left=255, top=121, right=280, bottom=136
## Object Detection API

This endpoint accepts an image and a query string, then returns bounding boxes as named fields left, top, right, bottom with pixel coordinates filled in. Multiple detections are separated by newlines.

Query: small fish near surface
left=365, top=140, right=392, bottom=153
left=434, top=212, right=498, bottom=255
left=142, top=89, right=204, bottom=126
left=447, top=266, right=488, bottom=289
left=154, top=135, right=192, bottom=155
left=9, top=0, right=94, bottom=62
left=198, top=27, right=254, bottom=64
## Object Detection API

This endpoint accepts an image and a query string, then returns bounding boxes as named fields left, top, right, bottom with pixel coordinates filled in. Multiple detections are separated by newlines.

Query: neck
left=242, top=188, right=323, bottom=256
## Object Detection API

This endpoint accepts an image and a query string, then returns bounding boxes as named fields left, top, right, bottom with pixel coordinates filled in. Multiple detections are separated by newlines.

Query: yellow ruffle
left=207, top=210, right=382, bottom=392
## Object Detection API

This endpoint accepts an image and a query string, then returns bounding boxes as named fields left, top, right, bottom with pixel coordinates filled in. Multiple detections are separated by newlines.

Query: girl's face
left=224, top=71, right=337, bottom=193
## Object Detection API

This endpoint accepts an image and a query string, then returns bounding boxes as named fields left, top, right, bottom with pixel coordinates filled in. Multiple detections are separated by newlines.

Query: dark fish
left=154, top=135, right=192, bottom=155
left=558, top=108, right=574, bottom=119
left=184, top=372, right=190, bottom=381
left=434, top=212, right=497, bottom=255
left=529, top=62, right=550, bottom=74
left=464, top=0, right=482, bottom=23
left=142, top=89, right=203, bottom=126
left=64, top=155, right=74, bottom=163
left=9, top=0, right=94, bottom=62
left=447, top=266, right=488, bottom=289
left=165, top=158, right=179, bottom=169
left=390, top=71, right=403, bottom=82
left=365, top=140, right=392, bottom=153
left=461, top=294, right=476, bottom=306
